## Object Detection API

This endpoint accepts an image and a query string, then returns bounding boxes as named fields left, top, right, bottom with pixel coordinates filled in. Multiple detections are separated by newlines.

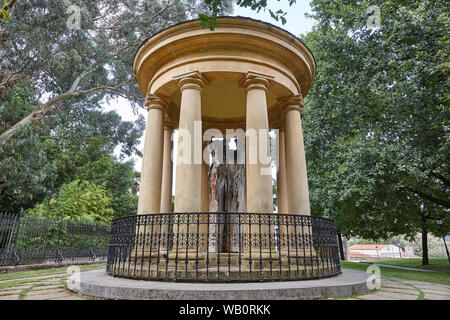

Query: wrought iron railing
left=0, top=213, right=111, bottom=266
left=106, top=213, right=341, bottom=282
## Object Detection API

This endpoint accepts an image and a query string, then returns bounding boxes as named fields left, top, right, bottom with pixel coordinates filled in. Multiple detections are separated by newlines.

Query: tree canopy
left=302, top=0, right=449, bottom=249
left=0, top=0, right=232, bottom=221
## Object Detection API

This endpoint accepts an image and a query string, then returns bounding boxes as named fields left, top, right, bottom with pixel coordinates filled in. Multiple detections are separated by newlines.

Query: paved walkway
left=0, top=269, right=448, bottom=300
left=337, top=276, right=450, bottom=300
left=0, top=272, right=91, bottom=300
left=368, top=263, right=437, bottom=272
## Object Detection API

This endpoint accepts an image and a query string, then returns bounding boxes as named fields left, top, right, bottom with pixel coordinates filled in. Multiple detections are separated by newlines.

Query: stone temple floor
left=0, top=268, right=448, bottom=300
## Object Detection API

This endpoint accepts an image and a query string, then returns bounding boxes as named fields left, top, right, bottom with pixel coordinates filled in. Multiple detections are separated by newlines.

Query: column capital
left=174, top=71, right=208, bottom=92
left=164, top=116, right=177, bottom=132
left=271, top=119, right=285, bottom=131
left=241, top=71, right=273, bottom=93
left=278, top=94, right=305, bottom=112
left=145, top=94, right=170, bottom=111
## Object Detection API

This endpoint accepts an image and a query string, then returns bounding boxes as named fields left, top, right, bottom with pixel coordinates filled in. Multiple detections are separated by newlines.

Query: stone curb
left=69, top=268, right=373, bottom=300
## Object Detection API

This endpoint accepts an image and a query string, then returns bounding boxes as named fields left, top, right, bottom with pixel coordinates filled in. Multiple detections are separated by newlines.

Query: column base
left=243, top=251, right=280, bottom=260
left=131, top=249, right=169, bottom=259
left=168, top=250, right=206, bottom=260
left=279, top=249, right=318, bottom=258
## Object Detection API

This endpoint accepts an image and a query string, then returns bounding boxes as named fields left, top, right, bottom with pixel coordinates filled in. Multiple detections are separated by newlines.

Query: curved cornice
left=134, top=17, right=316, bottom=98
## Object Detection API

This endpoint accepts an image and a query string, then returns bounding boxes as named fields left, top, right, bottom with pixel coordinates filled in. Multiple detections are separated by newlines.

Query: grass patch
left=0, top=263, right=106, bottom=281
left=341, top=261, right=450, bottom=285
left=367, top=258, right=450, bottom=273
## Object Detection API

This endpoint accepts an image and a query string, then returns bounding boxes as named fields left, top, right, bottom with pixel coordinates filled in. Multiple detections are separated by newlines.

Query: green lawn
left=340, top=260, right=450, bottom=286
left=0, top=263, right=106, bottom=281
left=367, top=258, right=450, bottom=273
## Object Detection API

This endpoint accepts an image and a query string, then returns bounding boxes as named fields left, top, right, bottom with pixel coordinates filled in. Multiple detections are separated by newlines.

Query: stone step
left=114, top=265, right=337, bottom=280
left=116, top=254, right=337, bottom=271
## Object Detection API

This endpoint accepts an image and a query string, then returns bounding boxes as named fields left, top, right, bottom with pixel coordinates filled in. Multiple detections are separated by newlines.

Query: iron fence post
left=90, top=222, right=97, bottom=261
left=10, top=209, right=24, bottom=266
left=55, top=215, right=64, bottom=263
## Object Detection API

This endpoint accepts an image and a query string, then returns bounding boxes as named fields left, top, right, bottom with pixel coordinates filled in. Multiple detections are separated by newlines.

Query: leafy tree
left=0, top=81, right=56, bottom=212
left=28, top=179, right=114, bottom=222
left=0, top=0, right=232, bottom=145
left=201, top=0, right=296, bottom=29
left=0, top=78, right=144, bottom=215
left=303, top=0, right=449, bottom=265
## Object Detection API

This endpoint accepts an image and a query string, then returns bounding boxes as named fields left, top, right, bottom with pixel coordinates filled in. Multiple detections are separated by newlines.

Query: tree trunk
left=421, top=225, right=429, bottom=265
left=337, top=231, right=346, bottom=261
left=208, top=139, right=245, bottom=253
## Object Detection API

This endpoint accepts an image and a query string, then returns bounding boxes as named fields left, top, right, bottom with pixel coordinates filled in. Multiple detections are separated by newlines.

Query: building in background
left=348, top=244, right=420, bottom=261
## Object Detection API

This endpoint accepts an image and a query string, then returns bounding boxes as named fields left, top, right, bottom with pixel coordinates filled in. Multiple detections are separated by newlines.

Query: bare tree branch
left=0, top=77, right=134, bottom=145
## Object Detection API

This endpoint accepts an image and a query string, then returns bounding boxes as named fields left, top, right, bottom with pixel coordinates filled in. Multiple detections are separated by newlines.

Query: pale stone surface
left=381, top=287, right=418, bottom=295
left=424, top=294, right=450, bottom=300
left=69, top=269, right=373, bottom=300
left=174, top=73, right=205, bottom=215
left=137, top=97, right=167, bottom=214
left=134, top=17, right=316, bottom=226
left=244, top=74, right=273, bottom=214
left=275, top=128, right=288, bottom=217
left=359, top=292, right=418, bottom=300
left=0, top=295, right=20, bottom=300
left=26, top=288, right=66, bottom=296
left=49, top=295, right=85, bottom=300
left=30, top=284, right=64, bottom=291
left=0, top=289, right=23, bottom=294
left=281, top=97, right=310, bottom=215
left=24, top=292, right=72, bottom=300
left=201, top=139, right=210, bottom=213
left=160, top=124, right=174, bottom=213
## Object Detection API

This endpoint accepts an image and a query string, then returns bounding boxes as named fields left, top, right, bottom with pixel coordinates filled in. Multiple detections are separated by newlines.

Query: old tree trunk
left=208, top=139, right=245, bottom=253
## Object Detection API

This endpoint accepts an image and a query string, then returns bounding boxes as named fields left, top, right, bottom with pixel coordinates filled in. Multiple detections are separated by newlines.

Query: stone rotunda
left=106, top=16, right=341, bottom=282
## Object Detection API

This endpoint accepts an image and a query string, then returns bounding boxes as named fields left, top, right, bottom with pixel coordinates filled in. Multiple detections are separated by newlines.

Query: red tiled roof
left=348, top=244, right=388, bottom=250
left=349, top=251, right=372, bottom=257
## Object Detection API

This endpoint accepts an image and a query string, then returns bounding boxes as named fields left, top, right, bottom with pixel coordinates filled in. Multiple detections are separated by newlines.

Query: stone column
left=137, top=94, right=168, bottom=215
left=201, top=139, right=210, bottom=213
left=279, top=95, right=310, bottom=216
left=171, top=71, right=207, bottom=260
left=276, top=126, right=289, bottom=252
left=133, top=94, right=168, bottom=261
left=199, top=138, right=210, bottom=251
left=160, top=118, right=175, bottom=213
left=243, top=72, right=276, bottom=259
left=276, top=127, right=288, bottom=215
left=173, top=71, right=206, bottom=214
left=279, top=95, right=314, bottom=259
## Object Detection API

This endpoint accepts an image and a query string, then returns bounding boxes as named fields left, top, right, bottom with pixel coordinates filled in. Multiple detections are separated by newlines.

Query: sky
left=103, top=1, right=316, bottom=174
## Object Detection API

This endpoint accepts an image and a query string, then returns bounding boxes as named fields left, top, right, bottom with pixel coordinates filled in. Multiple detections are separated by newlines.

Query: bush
left=28, top=180, right=115, bottom=222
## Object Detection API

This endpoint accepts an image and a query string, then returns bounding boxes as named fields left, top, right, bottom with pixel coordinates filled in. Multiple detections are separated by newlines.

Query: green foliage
left=0, top=81, right=56, bottom=212
left=1, top=1, right=9, bottom=21
left=28, top=180, right=114, bottom=222
left=303, top=0, right=449, bottom=242
left=0, top=80, right=142, bottom=217
left=0, top=0, right=232, bottom=218
left=201, top=0, right=295, bottom=29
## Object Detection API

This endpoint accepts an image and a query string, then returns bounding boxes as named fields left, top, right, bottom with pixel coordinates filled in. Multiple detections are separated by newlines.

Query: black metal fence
left=106, top=213, right=341, bottom=282
left=0, top=213, right=111, bottom=266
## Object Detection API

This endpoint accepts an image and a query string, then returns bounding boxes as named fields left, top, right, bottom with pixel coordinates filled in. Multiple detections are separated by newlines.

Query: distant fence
left=0, top=212, right=111, bottom=266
